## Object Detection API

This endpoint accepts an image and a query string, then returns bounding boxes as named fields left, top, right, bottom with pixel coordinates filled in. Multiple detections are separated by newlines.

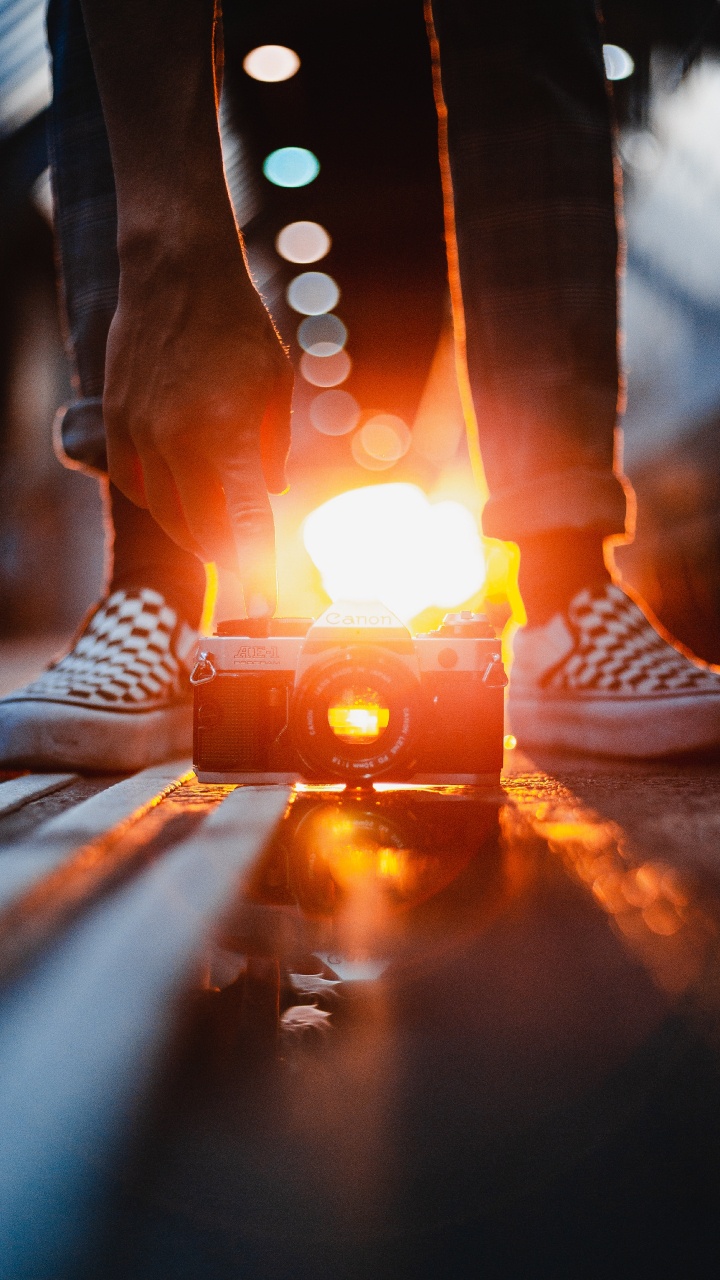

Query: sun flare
left=302, top=483, right=485, bottom=622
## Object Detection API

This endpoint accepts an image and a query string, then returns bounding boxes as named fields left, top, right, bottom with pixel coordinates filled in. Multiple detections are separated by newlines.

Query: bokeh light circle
left=263, top=147, right=320, bottom=188
left=358, top=414, right=411, bottom=464
left=276, top=221, right=331, bottom=263
left=301, top=350, right=351, bottom=387
left=602, top=44, right=634, bottom=80
left=309, top=390, right=361, bottom=436
left=287, top=271, right=339, bottom=314
left=243, top=45, right=300, bottom=82
left=298, top=314, right=347, bottom=356
left=351, top=432, right=394, bottom=470
left=620, top=130, right=661, bottom=173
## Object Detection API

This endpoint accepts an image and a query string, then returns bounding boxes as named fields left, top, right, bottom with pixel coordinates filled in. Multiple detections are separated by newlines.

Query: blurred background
left=2, top=0, right=720, bottom=678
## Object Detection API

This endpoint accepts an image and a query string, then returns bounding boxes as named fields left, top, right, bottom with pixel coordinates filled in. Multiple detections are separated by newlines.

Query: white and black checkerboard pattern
left=547, top=583, right=720, bottom=696
left=10, top=589, right=189, bottom=711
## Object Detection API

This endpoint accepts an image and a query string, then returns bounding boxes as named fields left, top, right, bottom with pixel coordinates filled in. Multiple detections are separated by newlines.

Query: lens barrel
left=291, top=646, right=420, bottom=781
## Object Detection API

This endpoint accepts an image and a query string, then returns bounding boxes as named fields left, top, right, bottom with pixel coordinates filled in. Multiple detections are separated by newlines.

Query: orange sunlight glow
left=302, top=483, right=485, bottom=622
left=304, top=810, right=415, bottom=896
left=327, top=691, right=390, bottom=744
left=503, top=776, right=716, bottom=997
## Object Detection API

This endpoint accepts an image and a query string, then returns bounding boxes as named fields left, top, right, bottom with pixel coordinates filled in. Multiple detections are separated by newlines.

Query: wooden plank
left=0, top=784, right=290, bottom=1278
left=0, top=772, right=77, bottom=817
left=0, top=759, right=193, bottom=911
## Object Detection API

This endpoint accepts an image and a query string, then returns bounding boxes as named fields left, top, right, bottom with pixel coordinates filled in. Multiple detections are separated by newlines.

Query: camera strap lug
left=481, top=655, right=508, bottom=687
left=190, top=651, right=217, bottom=686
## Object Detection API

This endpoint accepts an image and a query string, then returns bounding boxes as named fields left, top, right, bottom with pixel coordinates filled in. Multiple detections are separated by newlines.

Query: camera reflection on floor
left=89, top=763, right=720, bottom=1280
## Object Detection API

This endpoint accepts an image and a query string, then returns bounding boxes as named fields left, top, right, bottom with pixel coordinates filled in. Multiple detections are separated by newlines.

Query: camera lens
left=291, top=647, right=419, bottom=781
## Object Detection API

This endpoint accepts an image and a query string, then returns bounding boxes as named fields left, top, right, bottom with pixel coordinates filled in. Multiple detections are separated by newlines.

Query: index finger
left=221, top=447, right=277, bottom=617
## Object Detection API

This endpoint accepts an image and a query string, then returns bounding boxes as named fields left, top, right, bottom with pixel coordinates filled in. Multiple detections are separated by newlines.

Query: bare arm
left=79, top=0, right=292, bottom=615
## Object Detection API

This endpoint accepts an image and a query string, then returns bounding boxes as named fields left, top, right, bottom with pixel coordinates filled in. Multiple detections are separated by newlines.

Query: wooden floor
left=1, top=638, right=720, bottom=1278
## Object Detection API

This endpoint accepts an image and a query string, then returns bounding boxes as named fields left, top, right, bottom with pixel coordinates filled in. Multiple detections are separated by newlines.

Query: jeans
left=46, top=0, right=631, bottom=542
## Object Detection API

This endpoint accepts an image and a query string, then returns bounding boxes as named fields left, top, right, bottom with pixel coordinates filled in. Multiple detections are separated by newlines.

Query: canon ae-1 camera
left=191, top=601, right=507, bottom=785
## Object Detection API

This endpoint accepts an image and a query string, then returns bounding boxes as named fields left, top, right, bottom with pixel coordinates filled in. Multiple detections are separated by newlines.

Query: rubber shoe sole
left=0, top=700, right=192, bottom=773
left=509, top=690, right=720, bottom=759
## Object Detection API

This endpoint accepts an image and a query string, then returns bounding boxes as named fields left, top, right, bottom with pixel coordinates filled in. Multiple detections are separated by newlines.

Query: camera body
left=192, top=601, right=507, bottom=786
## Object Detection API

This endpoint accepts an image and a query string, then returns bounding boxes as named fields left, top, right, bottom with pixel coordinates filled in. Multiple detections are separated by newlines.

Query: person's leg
left=430, top=0, right=720, bottom=756
left=46, top=0, right=206, bottom=623
left=429, top=0, right=625, bottom=615
left=0, top=0, right=204, bottom=770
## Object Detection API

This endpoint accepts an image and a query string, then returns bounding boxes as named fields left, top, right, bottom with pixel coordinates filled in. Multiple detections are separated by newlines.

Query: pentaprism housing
left=191, top=600, right=507, bottom=785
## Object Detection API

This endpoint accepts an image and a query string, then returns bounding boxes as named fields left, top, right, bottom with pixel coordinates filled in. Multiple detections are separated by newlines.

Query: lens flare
left=309, top=390, right=361, bottom=436
left=603, top=44, right=634, bottom=80
left=287, top=271, right=339, bottom=315
left=263, top=147, right=319, bottom=188
left=298, top=314, right=347, bottom=356
left=351, top=433, right=393, bottom=471
left=276, top=221, right=331, bottom=263
left=243, top=45, right=300, bottom=82
left=357, top=414, right=411, bottom=464
left=619, top=130, right=661, bottom=173
left=301, top=350, right=351, bottom=387
left=303, top=483, right=485, bottom=622
left=328, top=689, right=390, bottom=745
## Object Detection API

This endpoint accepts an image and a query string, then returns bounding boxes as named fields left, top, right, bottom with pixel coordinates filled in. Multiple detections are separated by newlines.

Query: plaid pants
left=47, top=0, right=116, bottom=474
left=46, top=0, right=630, bottom=542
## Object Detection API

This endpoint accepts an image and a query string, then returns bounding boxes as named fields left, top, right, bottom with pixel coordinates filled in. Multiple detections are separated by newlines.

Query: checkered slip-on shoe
left=0, top=588, right=198, bottom=771
left=508, top=582, right=720, bottom=758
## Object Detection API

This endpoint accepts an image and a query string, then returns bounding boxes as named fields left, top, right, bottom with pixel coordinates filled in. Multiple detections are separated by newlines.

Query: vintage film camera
left=191, top=601, right=507, bottom=785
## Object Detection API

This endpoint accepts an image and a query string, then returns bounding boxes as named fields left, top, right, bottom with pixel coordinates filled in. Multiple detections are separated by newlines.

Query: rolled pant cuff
left=53, top=398, right=108, bottom=475
left=481, top=468, right=630, bottom=541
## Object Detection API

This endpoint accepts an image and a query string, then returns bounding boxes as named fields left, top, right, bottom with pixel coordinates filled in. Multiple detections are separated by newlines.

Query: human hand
left=103, top=234, right=293, bottom=616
